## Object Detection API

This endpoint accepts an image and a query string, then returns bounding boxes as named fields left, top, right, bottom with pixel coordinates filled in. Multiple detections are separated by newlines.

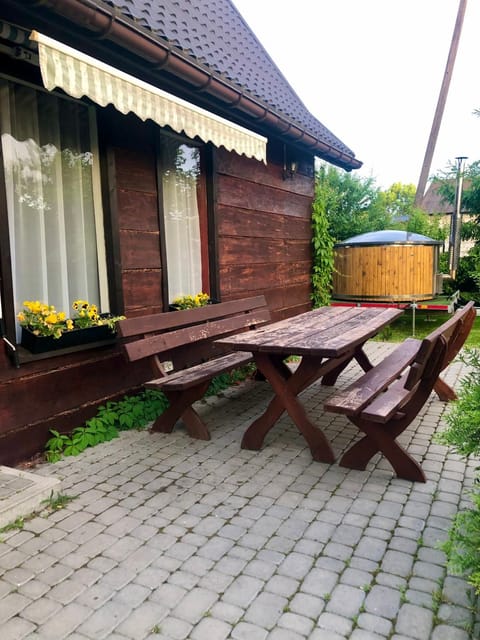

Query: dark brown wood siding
left=216, top=146, right=314, bottom=320
left=0, top=112, right=162, bottom=465
left=0, top=111, right=316, bottom=465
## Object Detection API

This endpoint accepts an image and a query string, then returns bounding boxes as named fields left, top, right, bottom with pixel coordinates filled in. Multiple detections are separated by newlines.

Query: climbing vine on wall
left=311, top=179, right=335, bottom=308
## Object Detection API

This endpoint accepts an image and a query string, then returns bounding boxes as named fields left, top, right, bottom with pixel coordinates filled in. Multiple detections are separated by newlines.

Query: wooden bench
left=324, top=333, right=447, bottom=482
left=117, top=296, right=270, bottom=440
left=323, top=302, right=476, bottom=482
left=425, top=301, right=476, bottom=401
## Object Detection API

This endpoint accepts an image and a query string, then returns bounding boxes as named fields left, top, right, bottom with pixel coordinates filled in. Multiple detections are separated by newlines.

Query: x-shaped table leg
left=242, top=352, right=335, bottom=463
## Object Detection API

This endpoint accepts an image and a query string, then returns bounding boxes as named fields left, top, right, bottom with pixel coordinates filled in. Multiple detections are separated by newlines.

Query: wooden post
left=414, top=0, right=468, bottom=207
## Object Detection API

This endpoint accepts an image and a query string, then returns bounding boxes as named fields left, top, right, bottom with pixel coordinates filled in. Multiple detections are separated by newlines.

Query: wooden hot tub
left=332, top=230, right=443, bottom=302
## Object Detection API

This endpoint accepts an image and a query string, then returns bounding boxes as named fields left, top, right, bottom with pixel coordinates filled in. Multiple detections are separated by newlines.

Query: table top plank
left=216, top=307, right=402, bottom=357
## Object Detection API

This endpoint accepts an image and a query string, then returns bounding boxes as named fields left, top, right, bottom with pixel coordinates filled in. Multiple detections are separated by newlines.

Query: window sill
left=3, top=337, right=117, bottom=368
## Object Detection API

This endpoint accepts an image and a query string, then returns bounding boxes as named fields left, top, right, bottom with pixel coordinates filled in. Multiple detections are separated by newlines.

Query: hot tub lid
left=335, top=230, right=442, bottom=248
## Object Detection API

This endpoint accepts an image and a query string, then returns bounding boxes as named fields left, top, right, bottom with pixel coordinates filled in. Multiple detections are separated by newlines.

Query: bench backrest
left=360, top=333, right=448, bottom=424
left=118, top=296, right=270, bottom=369
left=424, top=300, right=475, bottom=372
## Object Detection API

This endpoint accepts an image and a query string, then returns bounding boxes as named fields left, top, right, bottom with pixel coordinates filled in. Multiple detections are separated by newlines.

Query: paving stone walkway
left=0, top=342, right=478, bottom=640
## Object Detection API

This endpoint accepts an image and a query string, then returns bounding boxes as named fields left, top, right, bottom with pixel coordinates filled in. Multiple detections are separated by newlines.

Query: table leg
left=242, top=353, right=335, bottom=463
left=433, top=377, right=457, bottom=401
left=322, top=344, right=373, bottom=386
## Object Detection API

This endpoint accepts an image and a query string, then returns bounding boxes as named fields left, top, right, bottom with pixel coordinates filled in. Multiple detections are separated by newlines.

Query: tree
left=377, top=182, right=446, bottom=240
left=315, top=163, right=385, bottom=242
left=377, top=182, right=416, bottom=220
left=433, top=160, right=480, bottom=242
left=433, top=160, right=480, bottom=292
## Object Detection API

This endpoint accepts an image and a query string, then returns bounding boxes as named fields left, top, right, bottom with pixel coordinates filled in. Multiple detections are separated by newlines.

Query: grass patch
left=376, top=310, right=480, bottom=347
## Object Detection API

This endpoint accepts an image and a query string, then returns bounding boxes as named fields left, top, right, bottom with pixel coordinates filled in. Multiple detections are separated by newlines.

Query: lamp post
left=449, top=156, right=468, bottom=278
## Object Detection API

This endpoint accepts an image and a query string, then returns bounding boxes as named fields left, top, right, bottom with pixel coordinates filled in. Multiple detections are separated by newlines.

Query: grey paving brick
left=37, top=602, right=92, bottom=639
left=357, top=612, right=393, bottom=636
left=171, top=587, right=218, bottom=624
left=309, top=629, right=346, bottom=640
left=1, top=616, right=36, bottom=640
left=430, top=625, right=471, bottom=640
left=190, top=616, right=232, bottom=640
left=316, top=611, right=354, bottom=636
left=278, top=610, right=314, bottom=636
left=395, top=603, right=433, bottom=639
left=209, top=601, right=243, bottom=624
left=364, top=585, right=401, bottom=619
left=327, top=583, right=365, bottom=618
left=350, top=630, right=387, bottom=640
left=243, top=591, right=287, bottom=629
left=222, top=575, right=263, bottom=608
left=115, top=600, right=169, bottom=639
left=152, top=615, right=192, bottom=640
left=231, top=621, right=268, bottom=639
left=302, top=568, right=339, bottom=598
left=355, top=537, right=388, bottom=562
left=0, top=592, right=32, bottom=623
left=381, top=550, right=414, bottom=578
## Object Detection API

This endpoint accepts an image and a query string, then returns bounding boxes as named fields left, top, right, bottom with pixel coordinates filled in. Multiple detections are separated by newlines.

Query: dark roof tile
left=103, top=0, right=357, bottom=159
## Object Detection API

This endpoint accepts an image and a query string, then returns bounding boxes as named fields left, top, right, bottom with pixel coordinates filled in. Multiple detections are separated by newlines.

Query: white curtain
left=0, top=80, right=102, bottom=338
left=161, top=140, right=203, bottom=302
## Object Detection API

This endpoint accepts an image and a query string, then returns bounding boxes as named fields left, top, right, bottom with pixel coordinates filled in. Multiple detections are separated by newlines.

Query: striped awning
left=30, top=31, right=267, bottom=163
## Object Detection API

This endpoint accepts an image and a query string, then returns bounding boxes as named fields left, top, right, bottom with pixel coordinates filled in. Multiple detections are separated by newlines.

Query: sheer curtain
left=0, top=80, right=103, bottom=339
left=161, top=139, right=202, bottom=302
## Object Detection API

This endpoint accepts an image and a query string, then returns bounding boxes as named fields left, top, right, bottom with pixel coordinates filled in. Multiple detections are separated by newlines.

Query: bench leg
left=150, top=383, right=211, bottom=440
left=433, top=377, right=457, bottom=401
left=340, top=417, right=426, bottom=482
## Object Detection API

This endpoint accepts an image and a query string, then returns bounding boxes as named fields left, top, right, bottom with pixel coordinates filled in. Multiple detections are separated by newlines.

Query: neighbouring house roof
left=6, top=0, right=361, bottom=171
left=422, top=180, right=472, bottom=215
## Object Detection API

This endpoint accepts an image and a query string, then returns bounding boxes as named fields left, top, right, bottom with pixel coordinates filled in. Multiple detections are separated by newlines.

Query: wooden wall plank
left=117, top=191, right=159, bottom=231
left=122, top=270, right=163, bottom=313
left=119, top=230, right=161, bottom=270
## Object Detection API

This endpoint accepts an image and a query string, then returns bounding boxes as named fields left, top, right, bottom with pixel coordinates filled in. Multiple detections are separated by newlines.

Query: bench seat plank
left=145, top=351, right=253, bottom=391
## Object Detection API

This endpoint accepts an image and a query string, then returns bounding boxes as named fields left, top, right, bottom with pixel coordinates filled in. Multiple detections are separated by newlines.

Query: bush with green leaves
left=435, top=347, right=480, bottom=594
left=45, top=365, right=256, bottom=462
left=436, top=349, right=480, bottom=457
left=45, top=389, right=169, bottom=462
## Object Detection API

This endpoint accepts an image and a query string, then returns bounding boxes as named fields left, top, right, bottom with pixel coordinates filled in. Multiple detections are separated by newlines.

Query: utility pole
left=414, top=0, right=468, bottom=207
left=449, top=155, right=467, bottom=278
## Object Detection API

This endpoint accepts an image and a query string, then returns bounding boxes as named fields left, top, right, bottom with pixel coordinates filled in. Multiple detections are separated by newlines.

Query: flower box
left=21, top=325, right=114, bottom=354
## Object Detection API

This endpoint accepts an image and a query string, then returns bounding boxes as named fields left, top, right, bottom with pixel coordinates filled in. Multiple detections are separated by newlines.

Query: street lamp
left=448, top=156, right=468, bottom=278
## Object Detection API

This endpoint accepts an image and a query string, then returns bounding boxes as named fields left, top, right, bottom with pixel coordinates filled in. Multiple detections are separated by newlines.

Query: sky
left=232, top=0, right=480, bottom=190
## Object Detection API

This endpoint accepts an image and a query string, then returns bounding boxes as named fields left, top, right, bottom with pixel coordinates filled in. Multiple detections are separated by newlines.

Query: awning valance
left=30, top=31, right=267, bottom=163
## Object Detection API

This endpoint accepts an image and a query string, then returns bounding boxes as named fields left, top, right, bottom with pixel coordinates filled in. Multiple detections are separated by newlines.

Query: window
left=160, top=136, right=209, bottom=303
left=0, top=79, right=108, bottom=339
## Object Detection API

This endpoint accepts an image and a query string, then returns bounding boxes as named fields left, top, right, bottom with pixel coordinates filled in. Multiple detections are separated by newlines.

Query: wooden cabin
left=0, top=0, right=361, bottom=464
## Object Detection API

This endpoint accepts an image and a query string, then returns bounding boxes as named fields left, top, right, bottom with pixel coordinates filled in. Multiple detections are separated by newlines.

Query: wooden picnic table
left=216, top=305, right=403, bottom=462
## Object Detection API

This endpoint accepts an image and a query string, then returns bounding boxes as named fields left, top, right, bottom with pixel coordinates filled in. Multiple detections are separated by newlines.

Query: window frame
left=155, top=130, right=213, bottom=309
left=0, top=73, right=111, bottom=360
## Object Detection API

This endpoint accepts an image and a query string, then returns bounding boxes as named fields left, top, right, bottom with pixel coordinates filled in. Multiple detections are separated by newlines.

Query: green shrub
left=442, top=488, right=480, bottom=595
left=45, top=389, right=169, bottom=462
left=435, top=348, right=480, bottom=594
left=435, top=349, right=480, bottom=457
